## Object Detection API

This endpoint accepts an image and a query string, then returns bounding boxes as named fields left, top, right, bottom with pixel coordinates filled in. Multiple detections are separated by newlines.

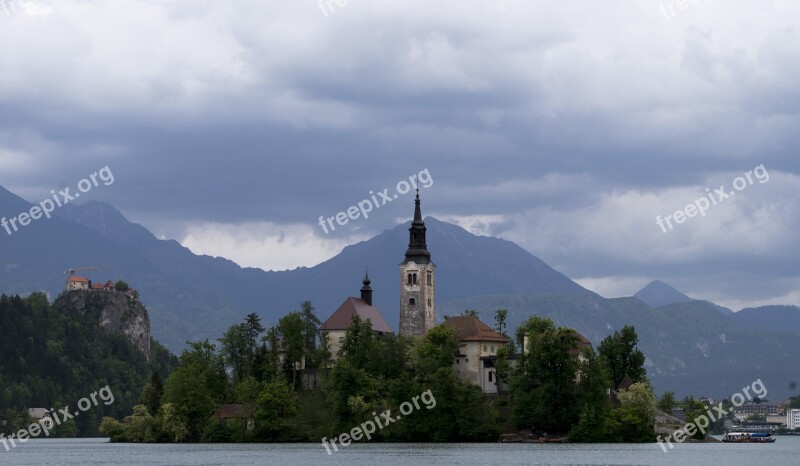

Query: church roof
left=440, top=316, right=509, bottom=343
left=321, top=297, right=392, bottom=333
left=67, top=275, right=89, bottom=283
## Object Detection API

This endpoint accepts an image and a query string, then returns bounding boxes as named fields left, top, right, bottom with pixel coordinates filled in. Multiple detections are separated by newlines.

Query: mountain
left=5, top=186, right=799, bottom=398
left=732, top=305, right=800, bottom=337
left=0, top=186, right=588, bottom=351
left=440, top=294, right=800, bottom=399
left=634, top=280, right=692, bottom=307
left=634, top=280, right=733, bottom=315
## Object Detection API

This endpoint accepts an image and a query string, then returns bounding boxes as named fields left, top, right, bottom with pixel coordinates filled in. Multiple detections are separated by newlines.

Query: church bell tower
left=399, top=190, right=436, bottom=336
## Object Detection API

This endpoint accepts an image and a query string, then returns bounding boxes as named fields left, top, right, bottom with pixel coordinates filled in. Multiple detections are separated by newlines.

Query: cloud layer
left=1, top=0, right=799, bottom=309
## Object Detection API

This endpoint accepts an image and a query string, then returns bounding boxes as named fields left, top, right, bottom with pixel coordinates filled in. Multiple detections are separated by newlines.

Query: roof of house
left=67, top=275, right=90, bottom=283
left=440, top=316, right=509, bottom=343
left=617, top=374, right=634, bottom=391
left=567, top=330, right=592, bottom=355
left=321, top=297, right=393, bottom=333
left=210, top=404, right=254, bottom=420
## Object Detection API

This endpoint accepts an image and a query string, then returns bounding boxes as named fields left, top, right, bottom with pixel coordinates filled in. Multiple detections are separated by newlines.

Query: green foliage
left=162, top=341, right=227, bottom=441
left=219, top=323, right=250, bottom=383
left=140, top=373, right=165, bottom=416
left=598, top=326, right=647, bottom=388
left=114, top=280, right=130, bottom=292
left=494, top=309, right=508, bottom=336
left=254, top=379, right=299, bottom=439
left=99, top=305, right=660, bottom=445
left=614, top=382, right=657, bottom=442
left=510, top=317, right=580, bottom=433
left=0, top=293, right=176, bottom=437
left=658, top=391, right=676, bottom=414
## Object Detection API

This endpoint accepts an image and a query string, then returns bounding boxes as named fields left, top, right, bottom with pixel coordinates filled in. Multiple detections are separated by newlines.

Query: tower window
left=428, top=298, right=431, bottom=307
left=407, top=273, right=412, bottom=285
left=489, top=371, right=494, bottom=382
left=409, top=298, right=416, bottom=306
left=427, top=272, right=432, bottom=285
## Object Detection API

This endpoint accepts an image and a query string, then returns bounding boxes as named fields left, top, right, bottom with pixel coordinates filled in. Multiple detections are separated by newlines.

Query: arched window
left=409, top=298, right=416, bottom=306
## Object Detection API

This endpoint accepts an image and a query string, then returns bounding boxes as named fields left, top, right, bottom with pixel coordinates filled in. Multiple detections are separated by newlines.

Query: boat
left=721, top=432, right=776, bottom=443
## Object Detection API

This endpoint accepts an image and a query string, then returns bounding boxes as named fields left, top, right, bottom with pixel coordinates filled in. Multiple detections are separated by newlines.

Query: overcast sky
left=1, top=0, right=799, bottom=311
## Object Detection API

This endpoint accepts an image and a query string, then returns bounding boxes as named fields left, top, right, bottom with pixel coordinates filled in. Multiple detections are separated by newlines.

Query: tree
left=243, top=313, right=265, bottom=374
left=139, top=372, right=165, bottom=416
left=462, top=309, right=479, bottom=317
left=494, top=309, right=508, bottom=336
left=339, top=315, right=376, bottom=370
left=615, top=382, right=657, bottom=442
left=219, top=323, right=250, bottom=383
left=162, top=341, right=227, bottom=440
left=510, top=316, right=581, bottom=433
left=254, top=379, right=299, bottom=439
left=598, top=326, right=647, bottom=388
left=658, top=391, right=675, bottom=414
left=275, top=312, right=307, bottom=388
left=114, top=280, right=130, bottom=292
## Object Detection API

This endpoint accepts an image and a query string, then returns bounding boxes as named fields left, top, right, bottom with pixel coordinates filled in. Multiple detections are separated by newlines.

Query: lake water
left=3, top=437, right=799, bottom=465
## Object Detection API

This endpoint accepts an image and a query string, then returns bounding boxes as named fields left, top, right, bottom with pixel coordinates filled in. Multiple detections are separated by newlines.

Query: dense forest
left=101, top=302, right=658, bottom=443
left=0, top=292, right=175, bottom=437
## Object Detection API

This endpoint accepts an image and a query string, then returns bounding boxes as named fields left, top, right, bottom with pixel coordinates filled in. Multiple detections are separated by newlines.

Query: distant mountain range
left=2, top=185, right=799, bottom=398
left=0, top=186, right=586, bottom=350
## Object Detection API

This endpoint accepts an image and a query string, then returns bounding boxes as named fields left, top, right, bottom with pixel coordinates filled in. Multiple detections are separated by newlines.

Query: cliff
left=54, top=290, right=151, bottom=359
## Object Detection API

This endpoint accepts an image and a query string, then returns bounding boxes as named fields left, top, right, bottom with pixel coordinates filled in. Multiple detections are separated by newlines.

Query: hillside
left=732, top=305, right=800, bottom=337
left=0, top=291, right=175, bottom=437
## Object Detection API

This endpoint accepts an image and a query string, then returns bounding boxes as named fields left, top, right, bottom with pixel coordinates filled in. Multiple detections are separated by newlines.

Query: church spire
left=403, top=189, right=431, bottom=265
left=413, top=189, right=423, bottom=224
left=360, top=270, right=373, bottom=305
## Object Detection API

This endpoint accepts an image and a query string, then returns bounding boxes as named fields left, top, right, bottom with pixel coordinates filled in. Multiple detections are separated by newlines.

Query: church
left=321, top=190, right=437, bottom=357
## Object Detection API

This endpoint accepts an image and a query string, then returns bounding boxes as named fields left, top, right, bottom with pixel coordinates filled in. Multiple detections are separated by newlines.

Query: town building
left=787, top=409, right=800, bottom=430
left=91, top=280, right=116, bottom=291
left=399, top=191, right=436, bottom=337
left=441, top=316, right=510, bottom=394
left=321, top=273, right=392, bottom=362
left=66, top=275, right=90, bottom=291
left=732, top=401, right=784, bottom=421
left=765, top=414, right=787, bottom=426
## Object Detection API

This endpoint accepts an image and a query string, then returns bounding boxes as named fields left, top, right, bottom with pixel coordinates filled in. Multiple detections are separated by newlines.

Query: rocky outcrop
left=55, top=290, right=151, bottom=359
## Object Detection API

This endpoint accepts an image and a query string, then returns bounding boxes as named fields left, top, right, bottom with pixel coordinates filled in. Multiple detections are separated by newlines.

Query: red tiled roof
left=321, top=297, right=392, bottom=333
left=67, top=276, right=89, bottom=283
left=440, top=316, right=509, bottom=343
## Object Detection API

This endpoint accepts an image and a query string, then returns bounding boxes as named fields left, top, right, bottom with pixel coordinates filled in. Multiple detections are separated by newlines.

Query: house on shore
left=441, top=316, right=510, bottom=394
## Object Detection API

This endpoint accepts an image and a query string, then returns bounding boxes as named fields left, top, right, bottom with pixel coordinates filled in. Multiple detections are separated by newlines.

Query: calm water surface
left=3, top=437, right=799, bottom=465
